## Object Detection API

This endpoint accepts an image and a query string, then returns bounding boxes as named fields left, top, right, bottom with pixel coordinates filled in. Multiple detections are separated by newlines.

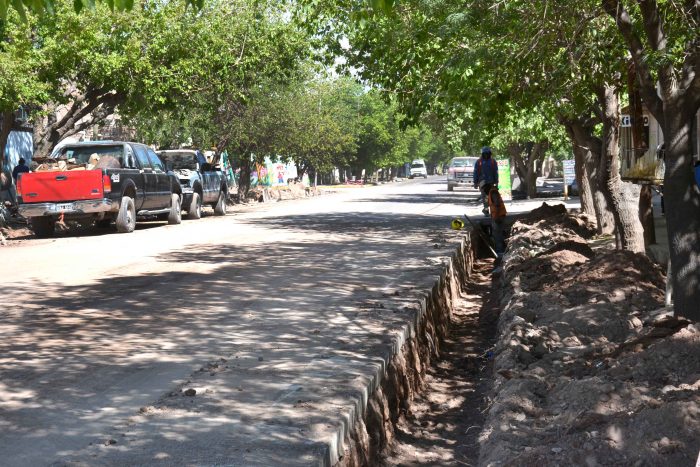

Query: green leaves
left=0, top=0, right=202, bottom=20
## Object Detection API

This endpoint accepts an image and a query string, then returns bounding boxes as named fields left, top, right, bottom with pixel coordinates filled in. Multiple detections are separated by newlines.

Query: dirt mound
left=512, top=250, right=666, bottom=311
left=521, top=202, right=567, bottom=222
left=479, top=213, right=699, bottom=467
left=519, top=203, right=597, bottom=239
left=536, top=240, right=595, bottom=259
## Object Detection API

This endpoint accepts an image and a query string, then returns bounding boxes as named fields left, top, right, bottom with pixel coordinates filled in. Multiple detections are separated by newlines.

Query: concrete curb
left=332, top=230, right=477, bottom=466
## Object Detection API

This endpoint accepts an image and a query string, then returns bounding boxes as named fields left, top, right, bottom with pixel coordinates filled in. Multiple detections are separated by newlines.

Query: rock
left=104, top=439, right=117, bottom=446
left=258, top=356, right=264, bottom=361
left=514, top=412, right=526, bottom=422
left=551, top=447, right=563, bottom=454
left=184, top=388, right=197, bottom=397
left=628, top=317, right=643, bottom=329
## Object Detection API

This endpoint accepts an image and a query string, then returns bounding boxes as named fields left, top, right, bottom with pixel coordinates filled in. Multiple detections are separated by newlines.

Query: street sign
left=621, top=114, right=649, bottom=127
left=563, top=159, right=576, bottom=185
left=497, top=159, right=512, bottom=201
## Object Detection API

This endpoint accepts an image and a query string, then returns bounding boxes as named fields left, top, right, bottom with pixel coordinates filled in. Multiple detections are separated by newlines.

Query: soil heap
left=478, top=203, right=699, bottom=467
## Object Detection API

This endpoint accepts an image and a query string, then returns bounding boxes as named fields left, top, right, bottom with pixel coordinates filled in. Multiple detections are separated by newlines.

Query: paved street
left=0, top=177, right=578, bottom=465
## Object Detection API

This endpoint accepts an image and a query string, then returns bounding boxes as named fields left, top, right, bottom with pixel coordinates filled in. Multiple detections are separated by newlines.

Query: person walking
left=473, top=146, right=498, bottom=216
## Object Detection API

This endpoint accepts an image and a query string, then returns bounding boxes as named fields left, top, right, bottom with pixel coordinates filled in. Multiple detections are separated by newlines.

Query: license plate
left=55, top=203, right=74, bottom=212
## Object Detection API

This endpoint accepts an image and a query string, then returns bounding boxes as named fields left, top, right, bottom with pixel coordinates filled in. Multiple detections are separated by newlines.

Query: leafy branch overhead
left=0, top=0, right=204, bottom=20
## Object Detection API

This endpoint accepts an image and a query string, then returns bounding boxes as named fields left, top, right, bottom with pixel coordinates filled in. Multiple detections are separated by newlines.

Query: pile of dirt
left=479, top=209, right=699, bottom=466
left=518, top=202, right=598, bottom=240
left=245, top=183, right=320, bottom=203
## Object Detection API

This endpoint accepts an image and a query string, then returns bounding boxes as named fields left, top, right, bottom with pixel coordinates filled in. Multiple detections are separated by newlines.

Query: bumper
left=19, top=199, right=115, bottom=218
left=447, top=178, right=473, bottom=186
left=181, top=190, right=193, bottom=209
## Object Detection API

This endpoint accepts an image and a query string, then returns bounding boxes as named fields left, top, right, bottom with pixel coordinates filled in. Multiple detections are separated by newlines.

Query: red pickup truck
left=17, top=141, right=183, bottom=237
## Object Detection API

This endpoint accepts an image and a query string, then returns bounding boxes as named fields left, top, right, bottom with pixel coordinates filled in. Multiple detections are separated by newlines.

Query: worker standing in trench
left=487, top=184, right=507, bottom=257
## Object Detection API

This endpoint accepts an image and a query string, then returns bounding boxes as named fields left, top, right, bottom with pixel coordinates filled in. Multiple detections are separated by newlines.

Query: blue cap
left=481, top=146, right=492, bottom=156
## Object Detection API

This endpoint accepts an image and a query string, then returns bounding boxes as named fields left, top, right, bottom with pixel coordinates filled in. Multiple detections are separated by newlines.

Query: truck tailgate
left=19, top=170, right=104, bottom=203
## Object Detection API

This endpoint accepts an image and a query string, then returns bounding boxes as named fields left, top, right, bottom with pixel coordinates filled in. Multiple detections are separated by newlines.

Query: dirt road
left=0, top=178, right=577, bottom=465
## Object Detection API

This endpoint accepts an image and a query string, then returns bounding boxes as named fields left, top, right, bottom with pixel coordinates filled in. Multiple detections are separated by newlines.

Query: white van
left=409, top=159, right=428, bottom=179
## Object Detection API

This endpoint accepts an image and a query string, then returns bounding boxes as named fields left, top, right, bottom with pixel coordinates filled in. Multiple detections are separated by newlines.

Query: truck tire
left=187, top=192, right=202, bottom=220
left=116, top=196, right=136, bottom=233
left=447, top=184, right=454, bottom=192
left=168, top=193, right=182, bottom=224
left=31, top=216, right=55, bottom=237
left=214, top=191, right=227, bottom=216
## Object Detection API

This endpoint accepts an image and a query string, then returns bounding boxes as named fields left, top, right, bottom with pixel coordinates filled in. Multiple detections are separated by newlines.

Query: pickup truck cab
left=447, top=156, right=478, bottom=191
left=157, top=149, right=228, bottom=219
left=17, top=141, right=183, bottom=237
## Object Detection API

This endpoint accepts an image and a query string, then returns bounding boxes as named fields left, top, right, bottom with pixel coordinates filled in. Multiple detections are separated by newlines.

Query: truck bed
left=18, top=170, right=105, bottom=203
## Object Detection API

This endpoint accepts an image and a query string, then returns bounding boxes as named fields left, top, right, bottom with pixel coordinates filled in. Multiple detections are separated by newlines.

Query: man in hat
left=473, top=146, right=499, bottom=216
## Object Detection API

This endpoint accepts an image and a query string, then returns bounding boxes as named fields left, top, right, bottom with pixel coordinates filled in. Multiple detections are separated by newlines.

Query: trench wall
left=330, top=230, right=478, bottom=466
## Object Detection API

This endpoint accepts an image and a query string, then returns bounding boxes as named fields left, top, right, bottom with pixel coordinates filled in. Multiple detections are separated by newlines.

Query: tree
left=601, top=0, right=700, bottom=319
left=125, top=0, right=312, bottom=197
left=0, top=9, right=49, bottom=172
left=0, top=0, right=202, bottom=21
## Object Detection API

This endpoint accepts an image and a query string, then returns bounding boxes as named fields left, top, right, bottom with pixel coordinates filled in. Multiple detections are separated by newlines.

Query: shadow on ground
left=0, top=207, right=465, bottom=465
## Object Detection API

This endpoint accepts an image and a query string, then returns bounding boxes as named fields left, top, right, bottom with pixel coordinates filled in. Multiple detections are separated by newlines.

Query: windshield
left=411, top=163, right=425, bottom=169
left=58, top=145, right=123, bottom=164
left=159, top=153, right=198, bottom=170
left=451, top=158, right=478, bottom=167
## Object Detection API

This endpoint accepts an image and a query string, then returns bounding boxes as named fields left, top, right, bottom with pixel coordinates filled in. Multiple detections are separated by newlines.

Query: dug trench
left=337, top=225, right=502, bottom=466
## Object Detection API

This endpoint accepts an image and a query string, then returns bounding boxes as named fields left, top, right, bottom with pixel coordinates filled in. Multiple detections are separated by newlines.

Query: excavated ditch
left=338, top=229, right=486, bottom=466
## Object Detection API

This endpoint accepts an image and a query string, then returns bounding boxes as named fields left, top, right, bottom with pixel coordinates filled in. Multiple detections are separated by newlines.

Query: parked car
left=409, top=159, right=428, bottom=178
left=157, top=149, right=229, bottom=219
left=16, top=141, right=183, bottom=237
left=447, top=156, right=479, bottom=191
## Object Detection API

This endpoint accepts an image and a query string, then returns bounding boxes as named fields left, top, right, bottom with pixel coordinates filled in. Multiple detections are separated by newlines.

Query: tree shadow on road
left=0, top=209, right=469, bottom=465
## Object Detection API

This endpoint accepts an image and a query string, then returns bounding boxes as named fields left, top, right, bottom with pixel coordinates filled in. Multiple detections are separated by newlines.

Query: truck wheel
left=116, top=196, right=136, bottom=233
left=168, top=193, right=182, bottom=224
left=447, top=185, right=454, bottom=192
left=214, top=191, right=227, bottom=216
left=31, top=217, right=55, bottom=237
left=187, top=192, right=202, bottom=220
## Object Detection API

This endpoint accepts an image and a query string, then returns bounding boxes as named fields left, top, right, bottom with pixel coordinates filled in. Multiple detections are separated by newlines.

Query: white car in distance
left=409, top=160, right=428, bottom=178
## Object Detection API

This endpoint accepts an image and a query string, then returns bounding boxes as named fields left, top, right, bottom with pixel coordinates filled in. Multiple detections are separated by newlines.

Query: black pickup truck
left=17, top=141, right=183, bottom=236
left=157, top=149, right=229, bottom=219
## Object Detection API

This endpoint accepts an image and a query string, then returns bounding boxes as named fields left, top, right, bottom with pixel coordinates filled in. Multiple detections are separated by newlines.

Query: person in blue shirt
left=694, top=158, right=700, bottom=191
left=473, top=146, right=499, bottom=215
left=12, top=158, right=29, bottom=183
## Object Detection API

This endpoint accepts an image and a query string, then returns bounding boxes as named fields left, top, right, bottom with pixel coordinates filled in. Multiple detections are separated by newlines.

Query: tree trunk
left=565, top=123, right=596, bottom=217
left=597, top=84, right=645, bottom=253
left=237, top=156, right=252, bottom=200
left=527, top=141, right=548, bottom=199
left=563, top=116, right=615, bottom=233
left=638, top=185, right=655, bottom=246
left=507, top=142, right=528, bottom=194
left=662, top=109, right=700, bottom=320
left=0, top=110, right=14, bottom=173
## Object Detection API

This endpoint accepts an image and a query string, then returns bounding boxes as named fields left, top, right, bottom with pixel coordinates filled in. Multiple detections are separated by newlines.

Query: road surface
left=0, top=177, right=578, bottom=465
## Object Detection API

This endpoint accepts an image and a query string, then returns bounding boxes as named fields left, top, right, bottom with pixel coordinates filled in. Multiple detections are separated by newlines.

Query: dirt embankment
left=479, top=203, right=699, bottom=467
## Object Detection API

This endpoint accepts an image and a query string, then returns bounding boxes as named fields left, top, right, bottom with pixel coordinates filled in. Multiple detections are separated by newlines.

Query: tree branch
left=601, top=0, right=664, bottom=120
